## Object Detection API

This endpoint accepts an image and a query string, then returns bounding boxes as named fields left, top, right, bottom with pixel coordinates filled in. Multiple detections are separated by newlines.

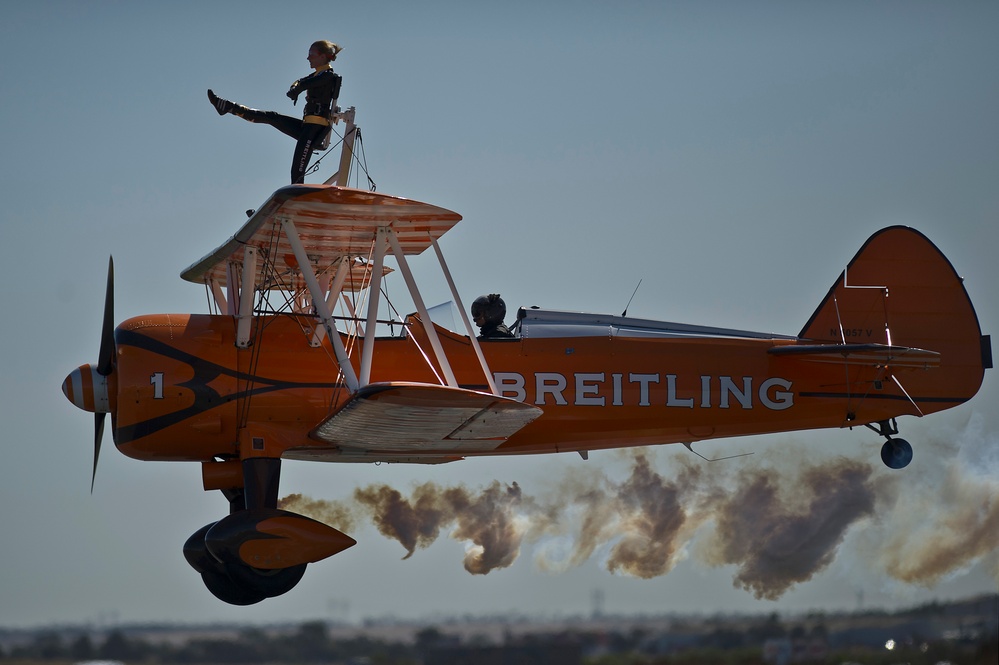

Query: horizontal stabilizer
left=769, top=343, right=940, bottom=369
left=310, top=382, right=543, bottom=452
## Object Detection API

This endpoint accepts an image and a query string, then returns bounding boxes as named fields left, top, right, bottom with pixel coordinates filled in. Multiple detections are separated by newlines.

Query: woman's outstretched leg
left=207, top=90, right=303, bottom=139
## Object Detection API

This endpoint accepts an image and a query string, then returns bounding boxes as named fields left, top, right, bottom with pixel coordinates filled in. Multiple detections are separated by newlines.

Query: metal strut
left=324, top=107, right=357, bottom=188
left=431, top=236, right=498, bottom=395
left=385, top=228, right=459, bottom=388
left=865, top=418, right=899, bottom=439
left=281, top=217, right=360, bottom=393
left=682, top=442, right=754, bottom=462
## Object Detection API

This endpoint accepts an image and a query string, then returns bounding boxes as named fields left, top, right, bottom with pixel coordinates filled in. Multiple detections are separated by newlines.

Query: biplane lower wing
left=768, top=343, right=941, bottom=369
left=309, top=382, right=543, bottom=452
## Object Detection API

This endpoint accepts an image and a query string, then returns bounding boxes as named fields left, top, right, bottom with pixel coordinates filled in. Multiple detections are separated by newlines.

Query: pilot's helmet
left=471, top=294, right=506, bottom=327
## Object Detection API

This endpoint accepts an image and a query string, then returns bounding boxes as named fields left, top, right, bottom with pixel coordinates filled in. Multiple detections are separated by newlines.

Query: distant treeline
left=2, top=595, right=996, bottom=665
left=1, top=621, right=414, bottom=664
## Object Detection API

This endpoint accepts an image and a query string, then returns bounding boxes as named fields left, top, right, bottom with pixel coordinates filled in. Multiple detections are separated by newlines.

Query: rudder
left=799, top=226, right=989, bottom=409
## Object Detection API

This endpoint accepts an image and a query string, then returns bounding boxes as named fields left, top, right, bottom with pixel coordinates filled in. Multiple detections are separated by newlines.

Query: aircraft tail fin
left=798, top=226, right=990, bottom=407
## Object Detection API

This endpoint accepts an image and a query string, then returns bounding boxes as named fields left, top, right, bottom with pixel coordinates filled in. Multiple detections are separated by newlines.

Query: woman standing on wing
left=208, top=40, right=343, bottom=184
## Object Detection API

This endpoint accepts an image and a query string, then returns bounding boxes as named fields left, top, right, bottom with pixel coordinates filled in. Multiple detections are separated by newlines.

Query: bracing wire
left=305, top=127, right=377, bottom=191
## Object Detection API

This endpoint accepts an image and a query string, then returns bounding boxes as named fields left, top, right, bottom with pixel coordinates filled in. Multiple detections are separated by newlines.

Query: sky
left=1, top=1, right=997, bottom=628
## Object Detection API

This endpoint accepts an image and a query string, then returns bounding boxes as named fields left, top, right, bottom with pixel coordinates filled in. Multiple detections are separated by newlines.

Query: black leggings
left=239, top=109, right=327, bottom=184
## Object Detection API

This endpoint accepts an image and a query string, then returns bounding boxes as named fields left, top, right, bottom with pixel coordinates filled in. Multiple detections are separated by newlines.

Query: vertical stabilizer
left=799, top=226, right=989, bottom=407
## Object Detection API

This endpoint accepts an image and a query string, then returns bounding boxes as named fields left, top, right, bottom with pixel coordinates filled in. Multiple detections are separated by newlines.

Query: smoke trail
left=700, top=459, right=876, bottom=599
left=352, top=483, right=450, bottom=559
left=447, top=481, right=526, bottom=574
left=528, top=466, right=620, bottom=571
left=281, top=452, right=879, bottom=594
left=603, top=453, right=698, bottom=578
left=346, top=480, right=528, bottom=573
left=864, top=414, right=999, bottom=586
left=280, top=415, right=999, bottom=598
left=280, top=492, right=357, bottom=533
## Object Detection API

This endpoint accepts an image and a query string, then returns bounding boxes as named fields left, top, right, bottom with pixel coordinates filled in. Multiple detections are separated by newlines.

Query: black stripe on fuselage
left=114, top=328, right=344, bottom=444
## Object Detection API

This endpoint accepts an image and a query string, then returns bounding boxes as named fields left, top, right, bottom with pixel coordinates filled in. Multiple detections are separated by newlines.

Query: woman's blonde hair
left=311, top=40, right=343, bottom=62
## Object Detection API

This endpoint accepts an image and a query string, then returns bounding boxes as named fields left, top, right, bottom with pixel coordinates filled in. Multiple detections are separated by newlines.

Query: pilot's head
left=471, top=294, right=506, bottom=329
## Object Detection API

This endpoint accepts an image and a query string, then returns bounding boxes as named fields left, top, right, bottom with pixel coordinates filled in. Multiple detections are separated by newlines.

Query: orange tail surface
left=798, top=226, right=991, bottom=411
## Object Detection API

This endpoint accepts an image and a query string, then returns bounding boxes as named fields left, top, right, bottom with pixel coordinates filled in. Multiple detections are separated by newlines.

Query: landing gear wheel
left=184, top=522, right=268, bottom=605
left=201, top=567, right=268, bottom=606
left=182, top=523, right=217, bottom=574
left=223, top=560, right=307, bottom=599
left=880, top=437, right=913, bottom=469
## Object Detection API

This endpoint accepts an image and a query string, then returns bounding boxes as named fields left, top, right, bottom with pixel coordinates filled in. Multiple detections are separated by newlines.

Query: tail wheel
left=880, top=437, right=913, bottom=469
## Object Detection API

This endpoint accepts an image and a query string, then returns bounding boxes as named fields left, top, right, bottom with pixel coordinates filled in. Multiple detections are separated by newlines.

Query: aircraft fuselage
left=110, top=311, right=972, bottom=465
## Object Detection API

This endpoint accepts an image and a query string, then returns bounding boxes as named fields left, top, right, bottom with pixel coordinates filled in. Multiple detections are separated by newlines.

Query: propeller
left=97, top=256, right=115, bottom=376
left=91, top=256, right=115, bottom=491
left=93, top=413, right=105, bottom=493
left=62, top=258, right=116, bottom=492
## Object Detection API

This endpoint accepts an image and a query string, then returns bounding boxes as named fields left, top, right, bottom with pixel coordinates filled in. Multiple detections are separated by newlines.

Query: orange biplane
left=62, top=108, right=991, bottom=605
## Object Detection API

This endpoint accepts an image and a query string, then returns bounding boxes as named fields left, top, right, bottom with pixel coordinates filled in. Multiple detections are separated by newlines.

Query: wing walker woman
left=208, top=40, right=343, bottom=184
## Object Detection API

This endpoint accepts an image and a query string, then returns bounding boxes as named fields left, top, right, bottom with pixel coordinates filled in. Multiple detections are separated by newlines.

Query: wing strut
left=281, top=217, right=360, bottom=393
left=431, top=236, right=497, bottom=394
left=358, top=228, right=499, bottom=395
left=890, top=374, right=925, bottom=417
left=359, top=227, right=388, bottom=386
left=385, top=227, right=459, bottom=388
left=209, top=278, right=228, bottom=315
left=225, top=262, right=238, bottom=316
left=310, top=257, right=352, bottom=347
left=236, top=246, right=258, bottom=348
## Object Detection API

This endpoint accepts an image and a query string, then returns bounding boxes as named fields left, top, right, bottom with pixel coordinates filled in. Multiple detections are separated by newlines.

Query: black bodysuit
left=238, top=67, right=342, bottom=183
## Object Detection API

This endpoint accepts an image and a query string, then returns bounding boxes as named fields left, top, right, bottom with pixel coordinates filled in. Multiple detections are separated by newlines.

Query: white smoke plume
left=279, top=413, right=999, bottom=599
left=858, top=413, right=999, bottom=587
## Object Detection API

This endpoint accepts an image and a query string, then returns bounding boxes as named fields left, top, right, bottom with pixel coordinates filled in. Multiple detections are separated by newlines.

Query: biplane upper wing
left=180, top=185, right=462, bottom=289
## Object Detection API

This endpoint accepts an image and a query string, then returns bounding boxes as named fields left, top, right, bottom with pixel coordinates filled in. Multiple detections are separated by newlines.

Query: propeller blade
left=93, top=257, right=113, bottom=492
left=97, top=256, right=115, bottom=376
left=92, top=412, right=105, bottom=493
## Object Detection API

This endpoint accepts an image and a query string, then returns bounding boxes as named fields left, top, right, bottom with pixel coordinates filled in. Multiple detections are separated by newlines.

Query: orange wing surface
left=309, top=382, right=543, bottom=452
left=180, top=185, right=462, bottom=290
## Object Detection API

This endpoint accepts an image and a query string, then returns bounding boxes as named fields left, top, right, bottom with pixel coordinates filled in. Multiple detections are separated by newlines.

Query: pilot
left=471, top=294, right=515, bottom=340
left=207, top=40, right=343, bottom=184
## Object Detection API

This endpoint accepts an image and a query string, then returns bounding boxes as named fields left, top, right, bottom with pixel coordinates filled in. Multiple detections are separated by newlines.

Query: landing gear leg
left=242, top=457, right=281, bottom=510
left=866, top=418, right=913, bottom=469
left=220, top=457, right=307, bottom=597
left=184, top=458, right=308, bottom=604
